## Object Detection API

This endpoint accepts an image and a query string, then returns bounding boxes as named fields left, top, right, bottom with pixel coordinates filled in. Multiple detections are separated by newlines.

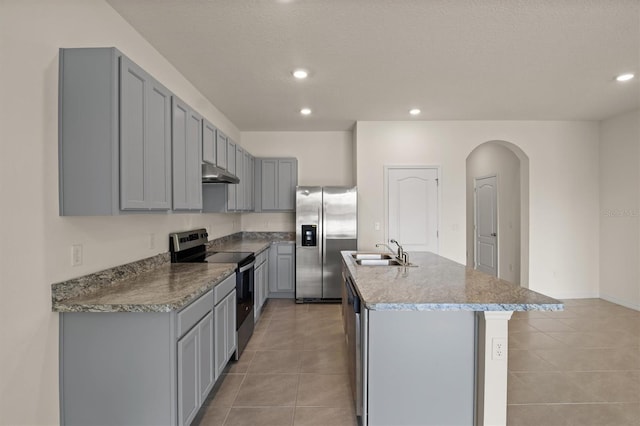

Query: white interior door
left=475, top=176, right=498, bottom=276
left=386, top=167, right=439, bottom=253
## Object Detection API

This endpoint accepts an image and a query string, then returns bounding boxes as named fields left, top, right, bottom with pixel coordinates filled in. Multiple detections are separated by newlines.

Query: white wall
left=599, top=109, right=640, bottom=310
left=355, top=121, right=600, bottom=299
left=240, top=131, right=354, bottom=231
left=0, top=1, right=241, bottom=424
left=466, top=142, right=521, bottom=285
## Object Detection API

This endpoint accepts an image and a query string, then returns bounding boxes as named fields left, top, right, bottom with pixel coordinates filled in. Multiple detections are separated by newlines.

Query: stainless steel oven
left=169, top=229, right=255, bottom=358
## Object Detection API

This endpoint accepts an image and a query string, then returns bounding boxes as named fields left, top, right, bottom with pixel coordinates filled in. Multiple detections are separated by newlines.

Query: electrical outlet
left=148, top=233, right=155, bottom=249
left=374, top=222, right=380, bottom=231
left=71, top=244, right=83, bottom=266
left=492, top=338, right=506, bottom=361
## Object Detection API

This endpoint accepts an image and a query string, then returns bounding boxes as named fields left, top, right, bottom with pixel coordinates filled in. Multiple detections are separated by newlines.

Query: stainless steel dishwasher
left=344, top=273, right=362, bottom=418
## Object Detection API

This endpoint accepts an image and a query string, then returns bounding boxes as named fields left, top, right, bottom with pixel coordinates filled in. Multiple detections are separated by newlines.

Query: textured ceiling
left=106, top=0, right=640, bottom=131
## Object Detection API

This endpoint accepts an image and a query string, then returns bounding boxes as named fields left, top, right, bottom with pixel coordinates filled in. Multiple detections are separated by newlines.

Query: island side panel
left=366, top=310, right=476, bottom=426
left=60, top=312, right=175, bottom=426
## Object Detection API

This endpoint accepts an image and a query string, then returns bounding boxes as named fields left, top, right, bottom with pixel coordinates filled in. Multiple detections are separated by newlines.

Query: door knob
left=491, top=232, right=497, bottom=237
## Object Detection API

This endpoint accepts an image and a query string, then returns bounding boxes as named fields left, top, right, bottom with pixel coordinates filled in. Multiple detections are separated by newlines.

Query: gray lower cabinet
left=268, top=242, right=295, bottom=298
left=254, top=158, right=298, bottom=212
left=172, top=97, right=202, bottom=211
left=177, top=309, right=214, bottom=426
left=59, top=47, right=172, bottom=215
left=59, top=275, right=239, bottom=426
left=214, top=289, right=237, bottom=379
left=254, top=248, right=269, bottom=320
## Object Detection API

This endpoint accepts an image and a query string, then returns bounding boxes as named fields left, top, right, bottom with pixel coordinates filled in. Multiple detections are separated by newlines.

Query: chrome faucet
left=390, top=239, right=409, bottom=265
left=376, top=242, right=395, bottom=255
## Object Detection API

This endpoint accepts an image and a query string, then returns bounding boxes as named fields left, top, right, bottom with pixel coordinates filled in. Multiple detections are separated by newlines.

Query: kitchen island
left=341, top=251, right=562, bottom=426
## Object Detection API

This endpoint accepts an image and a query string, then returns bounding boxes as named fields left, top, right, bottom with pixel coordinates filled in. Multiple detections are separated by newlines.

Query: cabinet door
left=260, top=159, right=278, bottom=211
left=254, top=263, right=265, bottom=318
left=277, top=252, right=295, bottom=292
left=226, top=290, right=237, bottom=359
left=120, top=56, right=171, bottom=211
left=119, top=57, right=147, bottom=210
left=214, top=299, right=228, bottom=379
left=227, top=140, right=237, bottom=211
left=269, top=243, right=295, bottom=293
left=172, top=98, right=202, bottom=210
left=202, top=119, right=216, bottom=165
left=198, top=311, right=214, bottom=402
left=277, top=159, right=297, bottom=211
left=235, top=146, right=244, bottom=211
left=216, top=130, right=227, bottom=170
left=249, top=156, right=255, bottom=211
left=145, top=80, right=172, bottom=210
left=177, top=325, right=199, bottom=426
left=244, top=152, right=251, bottom=211
left=261, top=260, right=269, bottom=306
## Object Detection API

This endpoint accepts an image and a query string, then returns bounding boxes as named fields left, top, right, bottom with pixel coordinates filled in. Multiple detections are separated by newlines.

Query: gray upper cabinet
left=255, top=158, right=298, bottom=212
left=227, top=140, right=237, bottom=211
left=202, top=119, right=216, bottom=165
left=59, top=47, right=172, bottom=215
left=119, top=55, right=173, bottom=211
left=172, top=97, right=202, bottom=211
left=216, top=130, right=228, bottom=170
left=234, top=145, right=245, bottom=211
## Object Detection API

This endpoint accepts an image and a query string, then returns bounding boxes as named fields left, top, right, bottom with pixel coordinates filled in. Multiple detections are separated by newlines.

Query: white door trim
left=383, top=165, right=441, bottom=253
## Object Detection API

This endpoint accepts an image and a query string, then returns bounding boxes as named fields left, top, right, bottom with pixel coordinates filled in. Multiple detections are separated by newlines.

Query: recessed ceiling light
left=616, top=73, right=635, bottom=82
left=292, top=69, right=308, bottom=79
left=300, top=108, right=312, bottom=115
left=409, top=108, right=421, bottom=116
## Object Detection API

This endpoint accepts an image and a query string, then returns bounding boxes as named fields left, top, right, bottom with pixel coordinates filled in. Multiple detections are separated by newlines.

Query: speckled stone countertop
left=207, top=231, right=294, bottom=254
left=53, top=263, right=235, bottom=313
left=342, top=251, right=563, bottom=312
left=52, top=232, right=294, bottom=313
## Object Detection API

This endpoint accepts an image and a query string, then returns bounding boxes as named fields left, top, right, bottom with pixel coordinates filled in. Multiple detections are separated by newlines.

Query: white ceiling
left=106, top=0, right=639, bottom=131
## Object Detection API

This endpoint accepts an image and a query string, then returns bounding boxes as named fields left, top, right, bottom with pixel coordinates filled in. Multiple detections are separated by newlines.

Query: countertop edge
left=364, top=302, right=565, bottom=312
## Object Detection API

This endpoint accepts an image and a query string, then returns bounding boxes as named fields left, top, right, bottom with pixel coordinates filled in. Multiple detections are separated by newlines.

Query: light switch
left=71, top=244, right=83, bottom=266
left=374, top=222, right=380, bottom=231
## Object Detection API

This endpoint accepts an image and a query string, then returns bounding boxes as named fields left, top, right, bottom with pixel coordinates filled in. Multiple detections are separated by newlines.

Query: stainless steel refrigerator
left=296, top=186, right=357, bottom=301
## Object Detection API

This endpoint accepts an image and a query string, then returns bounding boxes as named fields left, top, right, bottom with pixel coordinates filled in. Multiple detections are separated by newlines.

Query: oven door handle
left=238, top=261, right=255, bottom=274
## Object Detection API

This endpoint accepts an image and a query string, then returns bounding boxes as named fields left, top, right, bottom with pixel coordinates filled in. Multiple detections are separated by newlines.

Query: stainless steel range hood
left=202, top=163, right=239, bottom=184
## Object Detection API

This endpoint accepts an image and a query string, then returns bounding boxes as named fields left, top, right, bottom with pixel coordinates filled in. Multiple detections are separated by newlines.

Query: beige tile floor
left=195, top=298, right=640, bottom=426
left=507, top=298, right=640, bottom=426
left=194, top=299, right=357, bottom=426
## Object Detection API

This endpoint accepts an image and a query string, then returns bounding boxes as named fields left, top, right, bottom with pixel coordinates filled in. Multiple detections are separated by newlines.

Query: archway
left=465, top=141, right=529, bottom=288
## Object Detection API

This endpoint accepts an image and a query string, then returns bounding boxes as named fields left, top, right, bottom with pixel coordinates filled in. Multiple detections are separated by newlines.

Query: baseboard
left=544, top=291, right=599, bottom=300
left=599, top=293, right=640, bottom=311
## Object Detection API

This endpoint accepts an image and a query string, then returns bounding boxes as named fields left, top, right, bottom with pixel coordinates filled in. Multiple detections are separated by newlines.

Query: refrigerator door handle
left=318, top=207, right=323, bottom=265
left=321, top=206, right=326, bottom=265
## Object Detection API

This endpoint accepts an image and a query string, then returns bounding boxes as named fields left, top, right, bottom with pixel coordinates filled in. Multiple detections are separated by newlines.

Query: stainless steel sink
left=355, top=258, right=404, bottom=266
left=351, top=253, right=394, bottom=260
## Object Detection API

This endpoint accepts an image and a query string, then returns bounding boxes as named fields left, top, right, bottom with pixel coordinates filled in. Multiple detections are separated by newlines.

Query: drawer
left=214, top=273, right=236, bottom=305
left=255, top=249, right=268, bottom=265
left=276, top=243, right=294, bottom=255
left=177, top=289, right=213, bottom=338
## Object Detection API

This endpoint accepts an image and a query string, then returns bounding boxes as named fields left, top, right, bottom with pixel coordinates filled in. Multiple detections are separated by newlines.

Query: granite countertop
left=342, top=251, right=563, bottom=312
left=53, top=263, right=236, bottom=313
left=52, top=232, right=295, bottom=313
left=207, top=232, right=294, bottom=255
left=209, top=239, right=274, bottom=254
